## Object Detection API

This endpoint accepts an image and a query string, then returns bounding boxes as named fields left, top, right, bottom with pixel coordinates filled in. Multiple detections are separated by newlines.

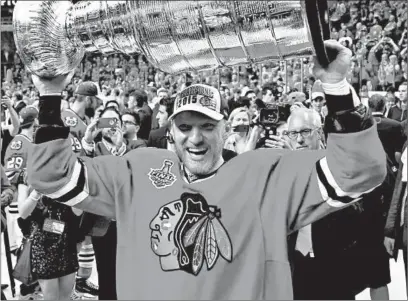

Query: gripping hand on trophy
left=312, top=40, right=374, bottom=135
left=31, top=71, right=75, bottom=143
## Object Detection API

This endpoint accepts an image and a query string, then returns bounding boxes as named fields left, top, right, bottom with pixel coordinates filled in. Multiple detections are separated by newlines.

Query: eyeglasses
left=123, top=120, right=136, bottom=126
left=286, top=128, right=319, bottom=140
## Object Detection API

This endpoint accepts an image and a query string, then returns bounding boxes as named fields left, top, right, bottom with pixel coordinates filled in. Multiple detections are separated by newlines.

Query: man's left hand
left=313, top=40, right=352, bottom=84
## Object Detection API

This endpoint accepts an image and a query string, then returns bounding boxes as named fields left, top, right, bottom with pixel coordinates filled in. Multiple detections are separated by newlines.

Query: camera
left=259, top=103, right=291, bottom=126
left=258, top=103, right=291, bottom=138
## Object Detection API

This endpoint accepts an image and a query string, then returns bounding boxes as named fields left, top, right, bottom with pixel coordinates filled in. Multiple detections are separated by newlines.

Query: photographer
left=27, top=40, right=386, bottom=299
left=82, top=107, right=127, bottom=157
left=244, top=102, right=293, bottom=151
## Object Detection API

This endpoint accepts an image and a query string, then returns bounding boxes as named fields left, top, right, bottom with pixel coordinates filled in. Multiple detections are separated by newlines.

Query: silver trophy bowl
left=13, top=0, right=331, bottom=78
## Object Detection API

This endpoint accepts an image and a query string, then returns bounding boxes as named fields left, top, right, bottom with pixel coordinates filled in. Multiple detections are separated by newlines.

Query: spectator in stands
left=1, top=92, right=20, bottom=167
left=105, top=99, right=121, bottom=111
left=148, top=97, right=174, bottom=150
left=151, top=87, right=169, bottom=130
left=157, top=87, right=169, bottom=100
left=262, top=84, right=275, bottom=104
left=310, top=91, right=326, bottom=122
left=224, top=107, right=251, bottom=154
left=122, top=110, right=146, bottom=148
left=385, top=87, right=398, bottom=117
left=129, top=89, right=152, bottom=140
left=387, top=82, right=407, bottom=121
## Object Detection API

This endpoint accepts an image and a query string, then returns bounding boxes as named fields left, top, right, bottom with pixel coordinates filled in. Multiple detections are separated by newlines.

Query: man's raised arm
left=27, top=73, right=125, bottom=219
left=269, top=41, right=388, bottom=232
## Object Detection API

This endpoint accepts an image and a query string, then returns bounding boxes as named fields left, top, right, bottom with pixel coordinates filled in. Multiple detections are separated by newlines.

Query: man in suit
left=286, top=108, right=363, bottom=300
left=387, top=82, right=407, bottom=122
left=369, top=94, right=405, bottom=168
left=128, top=90, right=152, bottom=140
left=384, top=137, right=408, bottom=295
left=148, top=97, right=173, bottom=150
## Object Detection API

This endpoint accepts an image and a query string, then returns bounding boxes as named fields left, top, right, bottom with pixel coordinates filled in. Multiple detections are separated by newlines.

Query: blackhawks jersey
left=61, top=109, right=89, bottom=141
left=4, top=134, right=32, bottom=185
left=28, top=123, right=386, bottom=300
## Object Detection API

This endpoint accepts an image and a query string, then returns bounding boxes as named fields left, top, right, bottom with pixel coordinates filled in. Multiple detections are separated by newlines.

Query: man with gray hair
left=286, top=107, right=362, bottom=299
left=286, top=108, right=324, bottom=151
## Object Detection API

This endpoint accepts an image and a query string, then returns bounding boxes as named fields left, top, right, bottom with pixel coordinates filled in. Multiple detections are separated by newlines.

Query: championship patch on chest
left=64, top=116, right=78, bottom=127
left=148, top=160, right=177, bottom=189
left=149, top=192, right=233, bottom=276
left=10, top=140, right=22, bottom=150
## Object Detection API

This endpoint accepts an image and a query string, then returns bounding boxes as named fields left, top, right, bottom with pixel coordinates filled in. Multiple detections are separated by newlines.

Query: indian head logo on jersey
left=148, top=160, right=176, bottom=189
left=64, top=116, right=78, bottom=127
left=10, top=140, right=22, bottom=150
left=149, top=193, right=233, bottom=276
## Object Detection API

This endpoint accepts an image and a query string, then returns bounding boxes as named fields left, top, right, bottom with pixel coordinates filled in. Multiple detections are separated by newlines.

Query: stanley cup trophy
left=12, top=0, right=331, bottom=78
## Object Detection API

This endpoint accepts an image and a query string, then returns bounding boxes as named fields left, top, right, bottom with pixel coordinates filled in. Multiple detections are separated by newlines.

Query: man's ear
left=167, top=122, right=175, bottom=144
left=135, top=125, right=140, bottom=133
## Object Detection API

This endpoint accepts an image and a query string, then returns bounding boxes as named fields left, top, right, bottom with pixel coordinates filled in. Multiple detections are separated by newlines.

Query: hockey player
left=61, top=82, right=98, bottom=298
left=4, top=106, right=42, bottom=300
left=28, top=40, right=386, bottom=299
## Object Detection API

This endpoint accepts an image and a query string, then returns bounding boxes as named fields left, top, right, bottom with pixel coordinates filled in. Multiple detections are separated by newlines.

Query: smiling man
left=27, top=40, right=386, bottom=300
left=168, top=84, right=226, bottom=181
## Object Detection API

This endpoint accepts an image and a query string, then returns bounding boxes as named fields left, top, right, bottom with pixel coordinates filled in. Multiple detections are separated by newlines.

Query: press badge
left=43, top=218, right=65, bottom=235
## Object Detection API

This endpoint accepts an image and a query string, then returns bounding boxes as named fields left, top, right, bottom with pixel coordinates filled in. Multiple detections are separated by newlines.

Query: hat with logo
left=75, top=82, right=98, bottom=96
left=169, top=84, right=226, bottom=121
left=19, top=106, right=38, bottom=127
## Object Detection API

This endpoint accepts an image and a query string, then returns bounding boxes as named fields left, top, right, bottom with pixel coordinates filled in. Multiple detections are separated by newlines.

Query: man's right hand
left=32, top=71, right=75, bottom=96
left=384, top=236, right=395, bottom=256
left=84, top=118, right=100, bottom=144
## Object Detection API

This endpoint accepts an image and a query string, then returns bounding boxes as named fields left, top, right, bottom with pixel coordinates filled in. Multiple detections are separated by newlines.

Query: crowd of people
left=1, top=0, right=407, bottom=300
